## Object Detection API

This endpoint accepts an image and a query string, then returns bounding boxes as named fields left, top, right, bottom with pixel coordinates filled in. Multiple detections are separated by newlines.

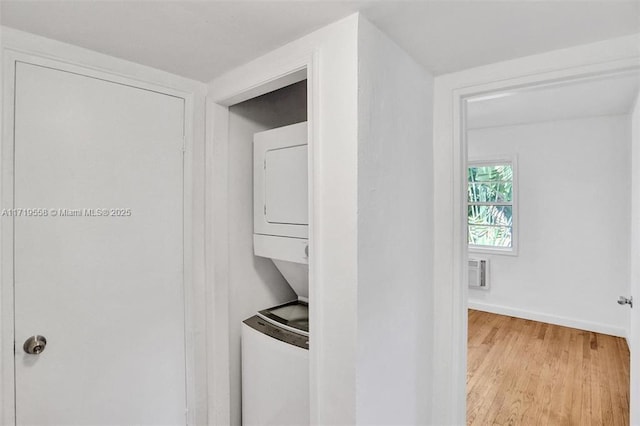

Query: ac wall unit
left=469, top=258, right=489, bottom=289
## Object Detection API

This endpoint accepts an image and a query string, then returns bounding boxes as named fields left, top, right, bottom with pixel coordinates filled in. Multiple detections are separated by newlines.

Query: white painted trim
left=433, top=33, right=640, bottom=426
left=208, top=54, right=311, bottom=105
left=208, top=41, right=313, bottom=105
left=206, top=43, right=320, bottom=426
left=205, top=99, right=231, bottom=426
left=468, top=301, right=627, bottom=338
left=305, top=48, right=320, bottom=426
left=1, top=45, right=16, bottom=426
left=214, top=68, right=307, bottom=107
left=181, top=85, right=197, bottom=426
left=1, top=30, right=207, bottom=425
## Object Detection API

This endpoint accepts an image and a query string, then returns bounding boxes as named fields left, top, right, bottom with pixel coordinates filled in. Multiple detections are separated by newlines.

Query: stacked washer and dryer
left=241, top=121, right=310, bottom=426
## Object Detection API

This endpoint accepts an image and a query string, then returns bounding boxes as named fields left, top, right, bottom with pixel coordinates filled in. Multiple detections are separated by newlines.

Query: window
left=467, top=160, right=516, bottom=253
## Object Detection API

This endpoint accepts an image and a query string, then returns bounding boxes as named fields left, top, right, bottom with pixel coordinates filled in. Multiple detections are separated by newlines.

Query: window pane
left=468, top=164, right=513, bottom=183
left=468, top=225, right=512, bottom=248
left=468, top=182, right=512, bottom=203
left=468, top=205, right=512, bottom=226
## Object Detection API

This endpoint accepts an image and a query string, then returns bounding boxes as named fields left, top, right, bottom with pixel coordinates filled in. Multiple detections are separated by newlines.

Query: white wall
left=468, top=115, right=631, bottom=336
left=630, top=92, right=640, bottom=426
left=226, top=81, right=305, bottom=426
left=356, top=18, right=434, bottom=425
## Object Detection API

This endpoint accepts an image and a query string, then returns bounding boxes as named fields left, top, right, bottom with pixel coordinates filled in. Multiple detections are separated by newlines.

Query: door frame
left=0, top=46, right=201, bottom=424
left=432, top=35, right=640, bottom=425
left=206, top=49, right=318, bottom=425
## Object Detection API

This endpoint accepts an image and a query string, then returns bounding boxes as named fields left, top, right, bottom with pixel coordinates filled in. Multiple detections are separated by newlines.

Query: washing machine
left=241, top=300, right=309, bottom=426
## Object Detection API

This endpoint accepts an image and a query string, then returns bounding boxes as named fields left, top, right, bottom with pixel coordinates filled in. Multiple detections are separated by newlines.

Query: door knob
left=23, top=335, right=47, bottom=355
left=617, top=296, right=633, bottom=308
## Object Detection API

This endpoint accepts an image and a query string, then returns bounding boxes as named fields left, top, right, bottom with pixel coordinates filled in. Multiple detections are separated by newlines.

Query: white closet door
left=12, top=62, right=187, bottom=425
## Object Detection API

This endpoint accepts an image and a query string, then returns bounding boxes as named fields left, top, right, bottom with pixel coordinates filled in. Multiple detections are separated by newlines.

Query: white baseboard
left=468, top=300, right=627, bottom=338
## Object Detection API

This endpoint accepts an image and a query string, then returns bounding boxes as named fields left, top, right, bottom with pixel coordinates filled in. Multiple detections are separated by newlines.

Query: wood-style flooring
left=467, top=309, right=630, bottom=425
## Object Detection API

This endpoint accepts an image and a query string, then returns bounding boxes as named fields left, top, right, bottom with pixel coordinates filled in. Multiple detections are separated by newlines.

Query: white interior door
left=12, top=61, right=187, bottom=425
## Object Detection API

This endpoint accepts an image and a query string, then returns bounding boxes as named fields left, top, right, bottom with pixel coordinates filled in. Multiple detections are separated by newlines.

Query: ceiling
left=1, top=1, right=640, bottom=82
left=466, top=72, right=640, bottom=129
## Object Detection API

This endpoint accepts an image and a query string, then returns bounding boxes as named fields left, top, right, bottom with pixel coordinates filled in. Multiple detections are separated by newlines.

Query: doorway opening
left=207, top=60, right=317, bottom=425
left=462, top=70, right=640, bottom=424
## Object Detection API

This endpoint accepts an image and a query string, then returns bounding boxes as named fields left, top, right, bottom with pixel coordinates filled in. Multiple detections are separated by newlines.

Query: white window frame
left=467, top=157, right=518, bottom=256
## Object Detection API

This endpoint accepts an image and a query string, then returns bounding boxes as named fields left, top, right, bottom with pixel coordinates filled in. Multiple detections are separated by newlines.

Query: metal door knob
left=23, top=335, right=47, bottom=355
left=618, top=296, right=633, bottom=308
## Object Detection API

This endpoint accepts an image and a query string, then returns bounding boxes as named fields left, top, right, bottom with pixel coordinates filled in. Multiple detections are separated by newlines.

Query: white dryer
left=252, top=121, right=309, bottom=300
left=241, top=301, right=309, bottom=426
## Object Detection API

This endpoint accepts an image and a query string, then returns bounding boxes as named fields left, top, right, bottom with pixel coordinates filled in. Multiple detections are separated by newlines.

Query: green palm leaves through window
left=468, top=163, right=513, bottom=249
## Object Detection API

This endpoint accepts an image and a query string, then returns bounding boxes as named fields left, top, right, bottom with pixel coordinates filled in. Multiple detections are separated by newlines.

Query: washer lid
left=243, top=315, right=309, bottom=350
left=259, top=301, right=308, bottom=333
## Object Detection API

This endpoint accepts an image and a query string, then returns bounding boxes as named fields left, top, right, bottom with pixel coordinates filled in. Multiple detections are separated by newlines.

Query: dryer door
left=254, top=122, right=308, bottom=239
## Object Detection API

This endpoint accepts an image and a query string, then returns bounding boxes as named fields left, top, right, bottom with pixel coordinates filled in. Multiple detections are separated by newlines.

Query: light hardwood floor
left=467, top=310, right=630, bottom=425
